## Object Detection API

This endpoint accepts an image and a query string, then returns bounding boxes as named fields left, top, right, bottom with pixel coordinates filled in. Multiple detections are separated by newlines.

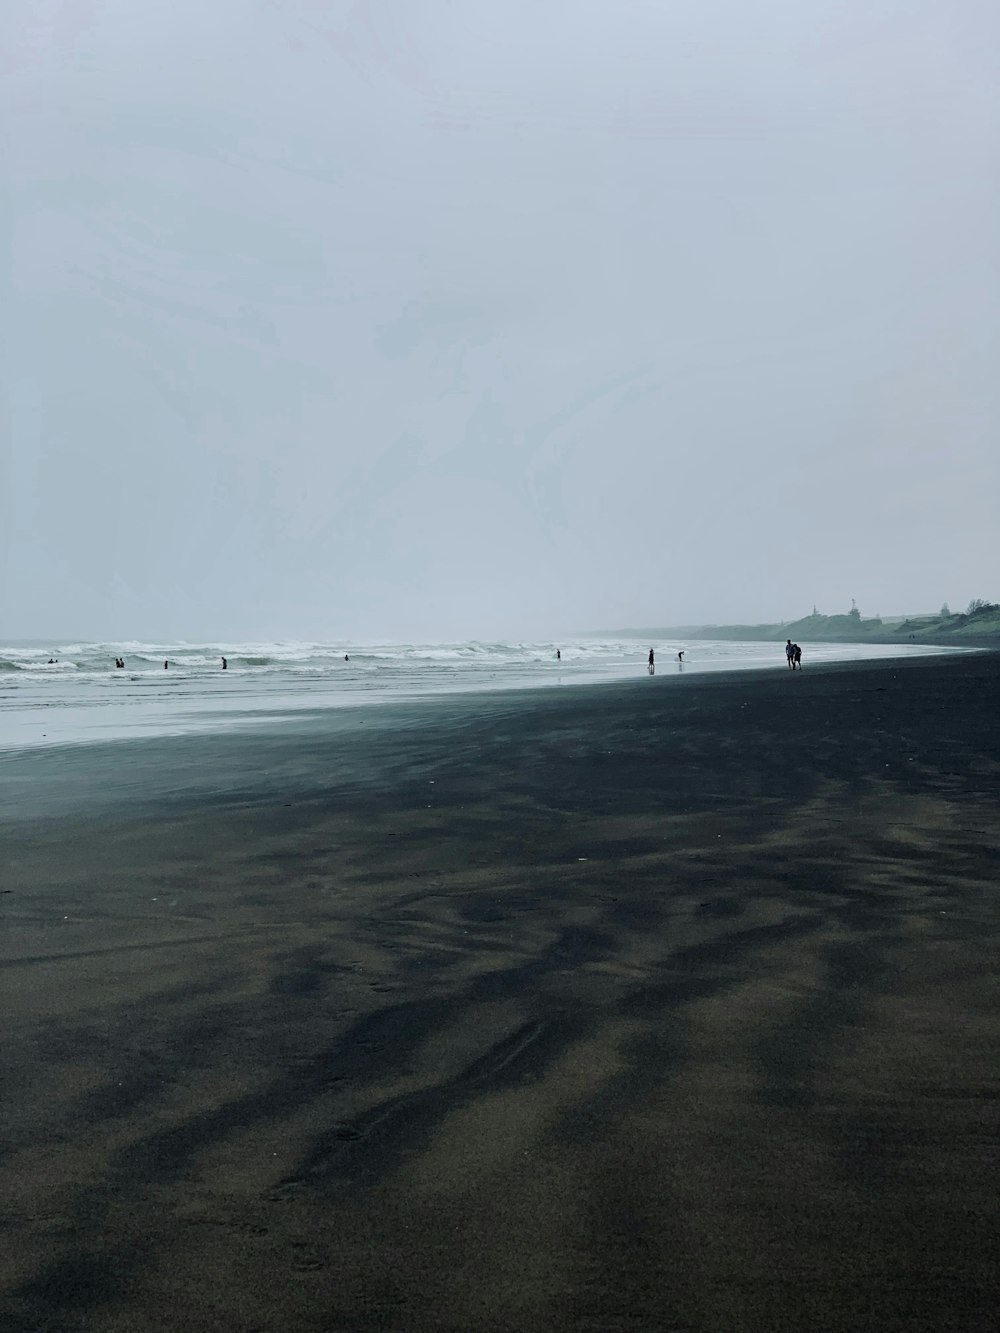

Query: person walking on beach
left=221, top=657, right=227, bottom=670
left=556, top=648, right=561, bottom=661
left=786, top=640, right=795, bottom=669
left=648, top=648, right=655, bottom=675
left=794, top=643, right=802, bottom=669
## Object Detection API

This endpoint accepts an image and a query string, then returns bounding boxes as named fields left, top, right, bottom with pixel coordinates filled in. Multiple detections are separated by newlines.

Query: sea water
left=0, top=638, right=952, bottom=751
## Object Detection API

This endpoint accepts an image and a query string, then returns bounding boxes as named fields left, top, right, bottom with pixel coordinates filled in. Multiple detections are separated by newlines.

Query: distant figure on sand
left=221, top=657, right=227, bottom=670
left=648, top=648, right=655, bottom=675
left=794, top=644, right=802, bottom=669
left=786, top=640, right=795, bottom=669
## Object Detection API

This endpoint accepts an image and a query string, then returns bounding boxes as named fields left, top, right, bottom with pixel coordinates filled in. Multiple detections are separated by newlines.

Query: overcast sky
left=3, top=0, right=998, bottom=641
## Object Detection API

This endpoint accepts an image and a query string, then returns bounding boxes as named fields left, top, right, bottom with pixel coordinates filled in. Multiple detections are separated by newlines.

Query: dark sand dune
left=3, top=654, right=999, bottom=1331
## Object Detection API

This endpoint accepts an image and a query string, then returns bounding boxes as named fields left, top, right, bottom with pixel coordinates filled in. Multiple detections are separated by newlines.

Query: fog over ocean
left=1, top=637, right=951, bottom=750
left=5, top=4, right=997, bottom=643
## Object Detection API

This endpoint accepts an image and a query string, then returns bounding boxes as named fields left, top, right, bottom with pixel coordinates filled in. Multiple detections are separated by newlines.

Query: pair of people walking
left=785, top=640, right=803, bottom=669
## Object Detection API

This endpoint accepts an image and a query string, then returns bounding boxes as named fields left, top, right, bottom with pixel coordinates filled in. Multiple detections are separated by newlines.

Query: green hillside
left=603, top=601, right=1000, bottom=647
left=690, top=601, right=1000, bottom=646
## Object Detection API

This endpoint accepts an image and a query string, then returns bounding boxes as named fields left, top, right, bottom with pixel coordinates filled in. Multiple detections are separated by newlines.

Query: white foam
left=0, top=637, right=956, bottom=751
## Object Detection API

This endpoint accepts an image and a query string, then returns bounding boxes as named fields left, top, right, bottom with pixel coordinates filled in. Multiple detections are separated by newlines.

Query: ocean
left=0, top=637, right=951, bottom=751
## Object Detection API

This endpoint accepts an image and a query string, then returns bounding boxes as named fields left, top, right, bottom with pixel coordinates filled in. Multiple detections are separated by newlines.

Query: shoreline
left=4, top=651, right=1000, bottom=1331
left=0, top=637, right=962, bottom=755
left=1, top=647, right=970, bottom=821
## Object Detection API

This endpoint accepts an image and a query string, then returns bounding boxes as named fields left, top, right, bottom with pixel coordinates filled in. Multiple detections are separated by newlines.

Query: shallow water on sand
left=0, top=637, right=952, bottom=751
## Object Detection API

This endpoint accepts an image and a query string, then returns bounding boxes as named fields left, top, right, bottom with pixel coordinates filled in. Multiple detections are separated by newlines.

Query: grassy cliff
left=688, top=603, right=1000, bottom=646
left=603, top=603, right=1000, bottom=647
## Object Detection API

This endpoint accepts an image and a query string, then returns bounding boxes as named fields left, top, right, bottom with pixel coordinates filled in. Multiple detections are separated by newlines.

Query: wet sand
left=3, top=653, right=1000, bottom=1332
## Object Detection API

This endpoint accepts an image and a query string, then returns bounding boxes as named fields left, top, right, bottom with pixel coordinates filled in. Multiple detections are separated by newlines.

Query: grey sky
left=3, top=0, right=998, bottom=640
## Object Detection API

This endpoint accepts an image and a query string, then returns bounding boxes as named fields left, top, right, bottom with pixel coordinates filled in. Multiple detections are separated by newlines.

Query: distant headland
left=597, top=599, right=1000, bottom=647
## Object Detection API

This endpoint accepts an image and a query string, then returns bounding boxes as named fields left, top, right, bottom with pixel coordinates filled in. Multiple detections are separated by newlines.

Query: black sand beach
left=3, top=653, right=999, bottom=1332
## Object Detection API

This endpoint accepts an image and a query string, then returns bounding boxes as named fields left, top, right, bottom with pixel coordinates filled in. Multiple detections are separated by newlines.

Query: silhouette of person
left=556, top=649, right=561, bottom=661
left=648, top=648, right=655, bottom=675
left=163, top=660, right=169, bottom=669
left=221, top=657, right=227, bottom=670
left=344, top=654, right=349, bottom=661
left=677, top=651, right=684, bottom=662
left=786, top=639, right=795, bottom=669
left=794, top=644, right=802, bottom=669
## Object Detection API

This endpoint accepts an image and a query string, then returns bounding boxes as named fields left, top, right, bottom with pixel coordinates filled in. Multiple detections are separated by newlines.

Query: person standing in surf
left=648, top=648, right=655, bottom=675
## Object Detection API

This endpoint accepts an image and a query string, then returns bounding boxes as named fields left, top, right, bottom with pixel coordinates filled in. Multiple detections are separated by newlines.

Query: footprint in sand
left=289, top=1240, right=326, bottom=1272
